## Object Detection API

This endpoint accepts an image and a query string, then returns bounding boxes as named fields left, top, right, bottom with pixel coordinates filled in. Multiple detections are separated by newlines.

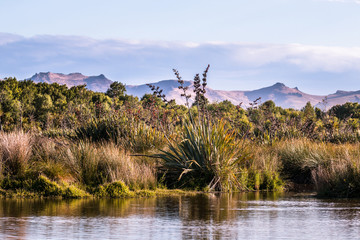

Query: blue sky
left=1, top=0, right=360, bottom=94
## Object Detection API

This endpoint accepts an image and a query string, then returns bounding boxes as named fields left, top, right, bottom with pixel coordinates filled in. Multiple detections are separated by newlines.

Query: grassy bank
left=0, top=131, right=359, bottom=198
left=0, top=131, right=156, bottom=198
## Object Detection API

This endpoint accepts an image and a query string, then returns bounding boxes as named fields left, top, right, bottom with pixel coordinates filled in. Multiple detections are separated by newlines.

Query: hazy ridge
left=29, top=72, right=360, bottom=109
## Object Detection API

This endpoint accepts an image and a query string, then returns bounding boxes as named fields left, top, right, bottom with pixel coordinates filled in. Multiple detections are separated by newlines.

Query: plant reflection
left=0, top=192, right=360, bottom=239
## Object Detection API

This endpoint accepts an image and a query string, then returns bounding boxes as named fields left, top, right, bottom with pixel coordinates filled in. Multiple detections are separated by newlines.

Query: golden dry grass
left=0, top=131, right=32, bottom=176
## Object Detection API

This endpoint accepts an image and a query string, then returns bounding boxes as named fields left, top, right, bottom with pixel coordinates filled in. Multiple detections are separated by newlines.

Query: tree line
left=1, top=77, right=360, bottom=143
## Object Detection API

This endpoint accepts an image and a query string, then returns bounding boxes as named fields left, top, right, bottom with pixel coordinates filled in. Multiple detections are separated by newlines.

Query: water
left=1, top=192, right=360, bottom=239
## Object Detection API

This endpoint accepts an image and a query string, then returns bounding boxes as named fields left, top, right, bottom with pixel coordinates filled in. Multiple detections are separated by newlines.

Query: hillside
left=127, top=80, right=360, bottom=109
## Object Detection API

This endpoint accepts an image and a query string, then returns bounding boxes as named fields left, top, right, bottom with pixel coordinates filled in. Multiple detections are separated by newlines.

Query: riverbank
left=0, top=131, right=359, bottom=198
left=0, top=175, right=202, bottom=199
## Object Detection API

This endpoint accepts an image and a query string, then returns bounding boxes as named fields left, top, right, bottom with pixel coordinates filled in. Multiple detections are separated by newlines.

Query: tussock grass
left=0, top=131, right=32, bottom=177
left=275, top=139, right=323, bottom=184
left=310, top=144, right=360, bottom=197
left=32, top=136, right=70, bottom=181
left=62, top=141, right=156, bottom=189
left=272, top=139, right=360, bottom=197
left=0, top=132, right=156, bottom=198
left=97, top=143, right=156, bottom=189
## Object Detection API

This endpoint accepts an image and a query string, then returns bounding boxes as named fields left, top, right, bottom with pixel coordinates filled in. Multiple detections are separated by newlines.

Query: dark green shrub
left=94, top=181, right=133, bottom=198
left=32, top=175, right=63, bottom=196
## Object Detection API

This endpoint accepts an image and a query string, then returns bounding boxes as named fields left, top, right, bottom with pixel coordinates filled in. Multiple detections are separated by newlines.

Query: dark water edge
left=1, top=192, right=360, bottom=240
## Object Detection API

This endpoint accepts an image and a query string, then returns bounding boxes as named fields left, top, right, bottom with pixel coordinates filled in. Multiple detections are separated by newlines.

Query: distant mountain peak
left=272, top=82, right=286, bottom=88
left=335, top=90, right=349, bottom=95
left=29, top=72, right=112, bottom=92
left=68, top=72, right=85, bottom=76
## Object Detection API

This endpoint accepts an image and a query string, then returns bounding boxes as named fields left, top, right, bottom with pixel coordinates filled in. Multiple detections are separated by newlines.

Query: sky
left=1, top=0, right=360, bottom=94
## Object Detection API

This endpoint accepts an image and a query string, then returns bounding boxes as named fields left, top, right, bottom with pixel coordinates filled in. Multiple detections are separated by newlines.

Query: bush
left=62, top=185, right=88, bottom=198
left=94, top=181, right=134, bottom=198
left=32, top=175, right=63, bottom=196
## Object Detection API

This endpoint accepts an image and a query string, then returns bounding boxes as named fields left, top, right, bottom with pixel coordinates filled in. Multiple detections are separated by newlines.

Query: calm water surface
left=1, top=192, right=360, bottom=240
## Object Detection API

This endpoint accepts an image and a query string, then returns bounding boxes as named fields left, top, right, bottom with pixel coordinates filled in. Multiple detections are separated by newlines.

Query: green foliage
left=2, top=77, right=360, bottom=146
left=94, top=181, right=134, bottom=198
left=302, top=101, right=316, bottom=120
left=74, top=116, right=165, bottom=153
left=62, top=185, right=88, bottom=198
left=32, top=175, right=63, bottom=196
left=1, top=175, right=87, bottom=198
left=329, top=102, right=360, bottom=120
left=106, top=81, right=126, bottom=100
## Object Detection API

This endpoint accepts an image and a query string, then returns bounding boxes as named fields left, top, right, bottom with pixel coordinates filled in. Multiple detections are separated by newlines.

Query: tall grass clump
left=245, top=146, right=283, bottom=191
left=274, top=139, right=360, bottom=197
left=31, top=137, right=69, bottom=181
left=310, top=143, right=360, bottom=197
left=97, top=143, right=156, bottom=189
left=276, top=139, right=325, bottom=184
left=62, top=141, right=156, bottom=189
left=0, top=131, right=32, bottom=177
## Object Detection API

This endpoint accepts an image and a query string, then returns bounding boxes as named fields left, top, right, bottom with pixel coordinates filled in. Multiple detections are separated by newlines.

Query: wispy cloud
left=0, top=33, right=360, bottom=94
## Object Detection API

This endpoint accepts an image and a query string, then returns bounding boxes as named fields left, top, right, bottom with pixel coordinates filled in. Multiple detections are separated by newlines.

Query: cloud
left=228, top=43, right=360, bottom=72
left=0, top=33, right=24, bottom=45
left=0, top=33, right=360, bottom=94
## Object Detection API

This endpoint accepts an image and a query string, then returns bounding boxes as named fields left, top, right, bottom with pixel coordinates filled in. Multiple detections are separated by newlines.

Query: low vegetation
left=1, top=67, right=360, bottom=198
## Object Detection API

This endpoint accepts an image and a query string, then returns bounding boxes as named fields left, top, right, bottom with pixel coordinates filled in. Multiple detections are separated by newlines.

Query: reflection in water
left=0, top=192, right=359, bottom=239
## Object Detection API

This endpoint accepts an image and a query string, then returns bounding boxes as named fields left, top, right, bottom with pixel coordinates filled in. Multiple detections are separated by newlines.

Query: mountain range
left=28, top=72, right=360, bottom=109
left=30, top=72, right=112, bottom=92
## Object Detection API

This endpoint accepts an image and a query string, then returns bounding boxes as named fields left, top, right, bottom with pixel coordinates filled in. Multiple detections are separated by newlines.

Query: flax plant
left=154, top=66, right=251, bottom=191
left=157, top=119, right=250, bottom=191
